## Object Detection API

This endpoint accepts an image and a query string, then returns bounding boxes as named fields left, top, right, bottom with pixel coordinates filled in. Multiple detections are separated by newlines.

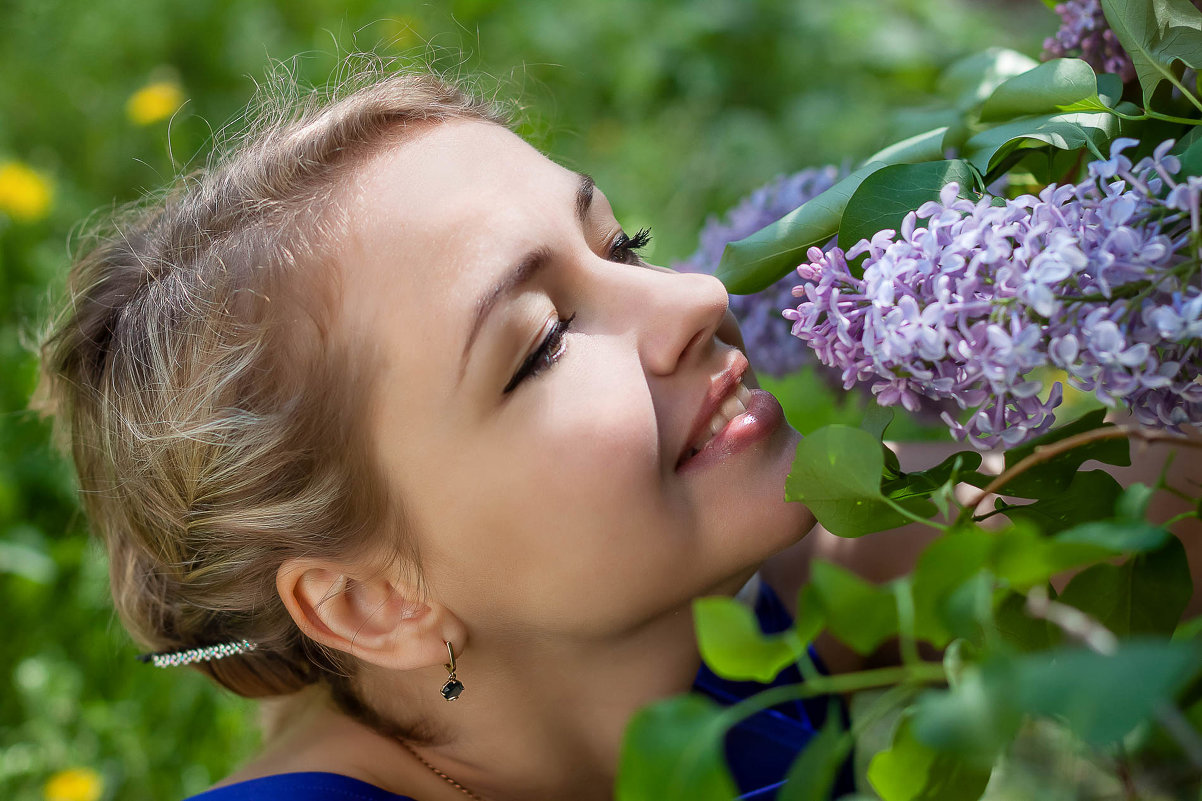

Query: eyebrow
left=458, top=172, right=595, bottom=382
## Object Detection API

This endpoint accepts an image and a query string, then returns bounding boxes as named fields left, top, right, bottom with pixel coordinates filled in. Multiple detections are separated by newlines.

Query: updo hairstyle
left=35, top=67, right=509, bottom=702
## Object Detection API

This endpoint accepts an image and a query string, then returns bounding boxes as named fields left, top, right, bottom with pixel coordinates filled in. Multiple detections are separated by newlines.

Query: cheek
left=492, top=360, right=664, bottom=523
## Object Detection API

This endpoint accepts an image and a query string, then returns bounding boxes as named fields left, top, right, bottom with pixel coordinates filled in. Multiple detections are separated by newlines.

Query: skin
left=254, top=119, right=819, bottom=800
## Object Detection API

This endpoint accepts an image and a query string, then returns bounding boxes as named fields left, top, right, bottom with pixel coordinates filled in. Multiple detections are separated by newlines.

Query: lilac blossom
left=785, top=138, right=1202, bottom=449
left=1041, top=0, right=1136, bottom=83
left=675, top=166, right=843, bottom=376
left=1041, top=0, right=1202, bottom=86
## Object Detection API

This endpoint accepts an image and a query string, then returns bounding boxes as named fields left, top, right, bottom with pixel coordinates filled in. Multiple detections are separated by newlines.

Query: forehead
left=331, top=119, right=579, bottom=382
left=345, top=120, right=574, bottom=274
left=335, top=120, right=574, bottom=323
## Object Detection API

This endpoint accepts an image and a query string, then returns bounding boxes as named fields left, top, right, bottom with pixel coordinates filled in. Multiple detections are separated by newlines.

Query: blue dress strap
left=691, top=579, right=856, bottom=799
left=185, top=771, right=414, bottom=800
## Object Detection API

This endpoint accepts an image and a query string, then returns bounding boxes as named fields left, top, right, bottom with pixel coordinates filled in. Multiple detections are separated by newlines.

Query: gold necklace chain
left=400, top=741, right=483, bottom=801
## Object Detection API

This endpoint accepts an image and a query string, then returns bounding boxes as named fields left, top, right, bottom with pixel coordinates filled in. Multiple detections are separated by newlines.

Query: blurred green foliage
left=0, top=0, right=1047, bottom=798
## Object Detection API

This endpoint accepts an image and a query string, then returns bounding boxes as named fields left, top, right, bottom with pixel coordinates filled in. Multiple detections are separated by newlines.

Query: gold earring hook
left=440, top=641, right=465, bottom=701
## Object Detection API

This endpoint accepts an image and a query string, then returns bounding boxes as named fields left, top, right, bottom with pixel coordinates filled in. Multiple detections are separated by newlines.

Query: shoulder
left=185, top=772, right=416, bottom=801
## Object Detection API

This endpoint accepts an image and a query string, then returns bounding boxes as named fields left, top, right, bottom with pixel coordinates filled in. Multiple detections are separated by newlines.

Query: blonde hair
left=36, top=68, right=509, bottom=701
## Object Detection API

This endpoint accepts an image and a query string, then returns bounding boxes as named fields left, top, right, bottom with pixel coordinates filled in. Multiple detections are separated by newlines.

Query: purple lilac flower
left=785, top=138, right=1202, bottom=449
left=1041, top=0, right=1136, bottom=83
left=1041, top=0, right=1202, bottom=85
left=675, top=166, right=843, bottom=376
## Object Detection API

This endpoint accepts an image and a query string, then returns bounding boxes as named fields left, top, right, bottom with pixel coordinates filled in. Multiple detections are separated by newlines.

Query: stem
left=1025, top=585, right=1118, bottom=655
left=1084, top=138, right=1108, bottom=162
left=1107, top=107, right=1202, bottom=126
left=883, top=496, right=948, bottom=531
left=984, top=149, right=1029, bottom=189
left=1163, top=510, right=1199, bottom=527
left=961, top=426, right=1202, bottom=517
left=1164, top=71, right=1202, bottom=117
left=850, top=683, right=919, bottom=738
left=788, top=633, right=822, bottom=684
left=893, top=579, right=920, bottom=667
left=714, top=663, right=947, bottom=730
left=1155, top=703, right=1202, bottom=771
left=972, top=507, right=1008, bottom=524
left=1115, top=750, right=1139, bottom=801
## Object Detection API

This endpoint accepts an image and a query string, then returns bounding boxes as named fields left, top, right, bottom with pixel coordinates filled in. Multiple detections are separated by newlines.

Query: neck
left=364, top=601, right=707, bottom=801
left=246, top=569, right=756, bottom=801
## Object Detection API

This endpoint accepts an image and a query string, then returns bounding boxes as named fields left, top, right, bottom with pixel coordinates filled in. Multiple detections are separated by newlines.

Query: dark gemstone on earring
left=441, top=678, right=464, bottom=701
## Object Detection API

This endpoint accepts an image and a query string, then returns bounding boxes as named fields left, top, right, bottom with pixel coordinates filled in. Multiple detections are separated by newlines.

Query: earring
left=441, top=640, right=464, bottom=701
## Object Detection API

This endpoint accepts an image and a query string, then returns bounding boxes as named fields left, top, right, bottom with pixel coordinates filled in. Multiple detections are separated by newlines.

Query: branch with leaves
left=620, top=1, right=1202, bottom=799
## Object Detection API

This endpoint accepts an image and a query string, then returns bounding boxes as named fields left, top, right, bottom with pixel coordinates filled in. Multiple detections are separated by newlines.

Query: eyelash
left=502, top=227, right=652, bottom=394
left=503, top=313, right=576, bottom=394
left=609, top=227, right=653, bottom=265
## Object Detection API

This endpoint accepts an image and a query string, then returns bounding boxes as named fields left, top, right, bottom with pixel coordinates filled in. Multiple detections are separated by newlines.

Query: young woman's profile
left=32, top=66, right=997, bottom=800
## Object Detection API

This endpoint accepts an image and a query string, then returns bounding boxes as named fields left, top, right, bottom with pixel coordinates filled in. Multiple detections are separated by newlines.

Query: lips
left=675, top=351, right=750, bottom=469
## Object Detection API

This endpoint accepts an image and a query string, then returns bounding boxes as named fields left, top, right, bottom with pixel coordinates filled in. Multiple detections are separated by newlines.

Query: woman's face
left=337, top=120, right=809, bottom=639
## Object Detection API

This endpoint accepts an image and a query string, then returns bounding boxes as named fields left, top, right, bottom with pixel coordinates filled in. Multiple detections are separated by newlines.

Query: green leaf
left=1176, top=614, right=1202, bottom=641
left=911, top=659, right=1024, bottom=759
left=693, top=596, right=800, bottom=683
left=837, top=160, right=979, bottom=259
left=963, top=111, right=1119, bottom=174
left=1178, top=130, right=1202, bottom=177
left=810, top=560, right=899, bottom=655
left=861, top=127, right=950, bottom=167
left=1000, top=470, right=1125, bottom=534
left=1000, top=409, right=1131, bottom=499
left=1058, top=535, right=1193, bottom=637
left=917, top=641, right=1202, bottom=750
left=979, top=59, right=1105, bottom=122
left=882, top=450, right=984, bottom=503
left=1096, top=72, right=1126, bottom=107
left=1116, top=481, right=1156, bottom=520
left=868, top=716, right=993, bottom=801
left=779, top=702, right=852, bottom=801
left=786, top=425, right=934, bottom=537
left=716, top=163, right=886, bottom=294
left=992, top=590, right=1057, bottom=652
left=937, top=48, right=1040, bottom=112
left=1013, top=639, right=1202, bottom=745
left=616, top=694, right=739, bottom=801
left=1053, top=519, right=1170, bottom=553
left=860, top=405, right=895, bottom=441
left=938, top=573, right=994, bottom=643
left=993, top=522, right=1113, bottom=589
left=794, top=583, right=826, bottom=647
left=911, top=528, right=994, bottom=647
left=1101, top=0, right=1202, bottom=109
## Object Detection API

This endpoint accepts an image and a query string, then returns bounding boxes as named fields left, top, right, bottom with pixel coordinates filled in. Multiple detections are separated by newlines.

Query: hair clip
left=136, top=639, right=258, bottom=668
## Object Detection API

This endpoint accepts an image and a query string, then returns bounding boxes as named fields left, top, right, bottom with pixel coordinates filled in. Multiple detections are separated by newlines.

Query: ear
left=276, top=557, right=465, bottom=672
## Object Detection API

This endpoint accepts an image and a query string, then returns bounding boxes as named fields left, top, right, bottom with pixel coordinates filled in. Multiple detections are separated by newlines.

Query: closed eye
left=503, top=313, right=576, bottom=394
left=609, top=227, right=652, bottom=265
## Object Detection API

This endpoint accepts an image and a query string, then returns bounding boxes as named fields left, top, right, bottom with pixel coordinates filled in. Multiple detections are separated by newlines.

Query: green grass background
left=0, top=1, right=1047, bottom=798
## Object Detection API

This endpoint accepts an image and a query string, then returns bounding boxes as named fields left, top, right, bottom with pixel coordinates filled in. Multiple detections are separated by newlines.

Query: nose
left=606, top=264, right=731, bottom=376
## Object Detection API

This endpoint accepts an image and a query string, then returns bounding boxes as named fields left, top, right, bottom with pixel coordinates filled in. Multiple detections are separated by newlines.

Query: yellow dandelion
left=0, top=161, right=53, bottom=222
left=43, top=767, right=103, bottom=801
left=126, top=80, right=185, bottom=126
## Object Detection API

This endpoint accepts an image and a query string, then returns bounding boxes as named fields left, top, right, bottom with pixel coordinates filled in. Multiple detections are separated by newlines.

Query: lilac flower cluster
left=1041, top=0, right=1136, bottom=83
left=1041, top=0, right=1202, bottom=85
left=675, top=166, right=843, bottom=376
left=785, top=139, right=1202, bottom=449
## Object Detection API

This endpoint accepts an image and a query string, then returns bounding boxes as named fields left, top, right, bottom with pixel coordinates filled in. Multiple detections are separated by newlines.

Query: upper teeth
left=692, top=382, right=752, bottom=453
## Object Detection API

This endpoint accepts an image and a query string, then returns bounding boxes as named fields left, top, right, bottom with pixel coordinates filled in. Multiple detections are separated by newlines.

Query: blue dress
left=188, top=582, right=853, bottom=800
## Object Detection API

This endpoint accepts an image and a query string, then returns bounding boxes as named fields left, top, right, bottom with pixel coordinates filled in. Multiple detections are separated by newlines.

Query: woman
left=37, top=70, right=864, bottom=800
